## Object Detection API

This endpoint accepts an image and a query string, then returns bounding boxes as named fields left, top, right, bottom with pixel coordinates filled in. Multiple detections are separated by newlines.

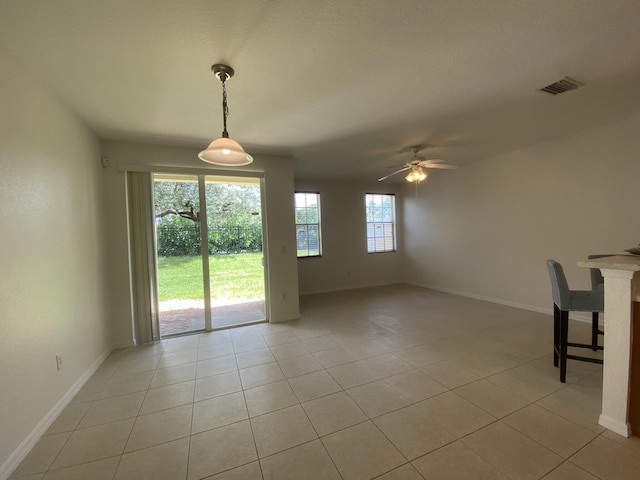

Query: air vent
left=538, top=77, right=584, bottom=95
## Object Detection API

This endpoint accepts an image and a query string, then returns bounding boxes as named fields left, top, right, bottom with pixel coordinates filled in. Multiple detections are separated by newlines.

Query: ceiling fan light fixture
left=405, top=166, right=427, bottom=183
left=198, top=63, right=253, bottom=166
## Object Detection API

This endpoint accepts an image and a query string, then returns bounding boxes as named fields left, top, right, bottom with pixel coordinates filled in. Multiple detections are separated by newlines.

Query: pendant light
left=198, top=64, right=253, bottom=166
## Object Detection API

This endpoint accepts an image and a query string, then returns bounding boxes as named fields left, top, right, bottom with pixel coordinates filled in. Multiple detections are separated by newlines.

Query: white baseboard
left=405, top=281, right=594, bottom=323
left=299, top=281, right=399, bottom=297
left=598, top=414, right=630, bottom=437
left=0, top=346, right=113, bottom=480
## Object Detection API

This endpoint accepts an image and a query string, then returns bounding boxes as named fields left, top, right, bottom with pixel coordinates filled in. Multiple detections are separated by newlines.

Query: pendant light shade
left=199, top=63, right=253, bottom=166
left=198, top=136, right=253, bottom=166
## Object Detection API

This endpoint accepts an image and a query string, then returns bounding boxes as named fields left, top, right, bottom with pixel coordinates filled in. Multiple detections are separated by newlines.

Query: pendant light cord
left=221, top=77, right=230, bottom=138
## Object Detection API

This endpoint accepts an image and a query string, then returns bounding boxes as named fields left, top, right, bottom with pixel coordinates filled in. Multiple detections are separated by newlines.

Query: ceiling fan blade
left=378, top=166, right=411, bottom=182
left=420, top=162, right=459, bottom=169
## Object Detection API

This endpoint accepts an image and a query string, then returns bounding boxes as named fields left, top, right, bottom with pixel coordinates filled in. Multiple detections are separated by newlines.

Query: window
left=365, top=193, right=396, bottom=253
left=295, top=192, right=322, bottom=257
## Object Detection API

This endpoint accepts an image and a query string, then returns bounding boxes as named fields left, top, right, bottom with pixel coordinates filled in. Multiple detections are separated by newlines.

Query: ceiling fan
left=378, top=145, right=459, bottom=183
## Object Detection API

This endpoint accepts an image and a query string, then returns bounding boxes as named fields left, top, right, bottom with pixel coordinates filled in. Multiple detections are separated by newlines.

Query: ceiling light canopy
left=198, top=64, right=253, bottom=166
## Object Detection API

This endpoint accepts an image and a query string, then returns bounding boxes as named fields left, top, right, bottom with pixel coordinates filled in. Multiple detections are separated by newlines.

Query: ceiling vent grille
left=538, top=77, right=584, bottom=95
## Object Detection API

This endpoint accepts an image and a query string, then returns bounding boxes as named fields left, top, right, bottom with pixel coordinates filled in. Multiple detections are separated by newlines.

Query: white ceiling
left=2, top=0, right=640, bottom=182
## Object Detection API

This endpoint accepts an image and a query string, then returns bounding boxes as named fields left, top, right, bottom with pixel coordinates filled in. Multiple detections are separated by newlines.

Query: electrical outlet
left=56, top=354, right=63, bottom=371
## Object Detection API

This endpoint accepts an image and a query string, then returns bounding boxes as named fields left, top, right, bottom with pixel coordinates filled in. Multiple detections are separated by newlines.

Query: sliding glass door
left=153, top=173, right=266, bottom=337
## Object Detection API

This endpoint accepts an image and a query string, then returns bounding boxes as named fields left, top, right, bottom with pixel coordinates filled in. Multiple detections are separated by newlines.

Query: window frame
left=365, top=193, right=397, bottom=254
left=295, top=191, right=322, bottom=258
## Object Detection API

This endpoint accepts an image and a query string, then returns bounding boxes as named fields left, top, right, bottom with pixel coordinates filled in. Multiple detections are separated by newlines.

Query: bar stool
left=546, top=259, right=604, bottom=382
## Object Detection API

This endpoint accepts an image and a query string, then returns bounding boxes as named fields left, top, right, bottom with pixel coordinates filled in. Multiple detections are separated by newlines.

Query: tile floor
left=10, top=284, right=640, bottom=479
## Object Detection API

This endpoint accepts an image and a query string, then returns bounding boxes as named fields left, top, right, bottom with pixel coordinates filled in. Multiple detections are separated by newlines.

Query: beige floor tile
left=157, top=350, right=198, bottom=369
left=150, top=363, right=197, bottom=389
left=277, top=353, right=323, bottom=378
left=260, top=439, right=341, bottom=480
left=197, top=342, right=235, bottom=360
left=570, top=435, right=640, bottom=480
left=229, top=324, right=263, bottom=341
left=374, top=405, right=455, bottom=460
left=301, top=335, right=340, bottom=353
left=9, top=473, right=44, bottom=479
left=188, top=421, right=257, bottom=480
left=343, top=339, right=389, bottom=360
left=235, top=347, right=275, bottom=369
left=362, top=353, right=412, bottom=377
left=78, top=391, right=145, bottom=428
left=269, top=341, right=309, bottom=360
left=112, top=355, right=161, bottom=376
left=385, top=369, right=448, bottom=403
left=45, top=402, right=91, bottom=434
left=239, top=362, right=285, bottom=389
left=10, top=432, right=71, bottom=476
left=288, top=370, right=342, bottom=403
left=125, top=404, right=192, bottom=452
left=412, top=441, right=508, bottom=480
left=192, top=391, right=248, bottom=433
left=394, top=340, right=459, bottom=367
left=232, top=336, right=268, bottom=354
left=264, top=331, right=298, bottom=346
left=503, top=404, right=597, bottom=458
left=139, top=381, right=194, bottom=415
left=541, top=462, right=599, bottom=480
left=259, top=321, right=296, bottom=335
left=302, top=391, right=368, bottom=436
left=322, top=421, right=405, bottom=480
left=115, top=437, right=189, bottom=480
left=373, top=334, right=423, bottom=352
left=327, top=360, right=381, bottom=389
left=194, top=371, right=242, bottom=402
left=347, top=380, right=412, bottom=418
left=463, top=421, right=563, bottom=480
left=196, top=355, right=238, bottom=379
left=487, top=360, right=565, bottom=402
left=97, top=371, right=154, bottom=399
left=243, top=380, right=298, bottom=417
left=205, top=461, right=263, bottom=479
left=163, top=336, right=200, bottom=353
left=312, top=346, right=359, bottom=368
left=250, top=405, right=317, bottom=457
left=455, top=379, right=530, bottom=418
left=420, top=360, right=480, bottom=388
left=374, top=463, right=425, bottom=480
left=417, top=391, right=495, bottom=438
left=536, top=385, right=605, bottom=433
left=198, top=330, right=232, bottom=348
left=600, top=429, right=640, bottom=454
left=42, top=457, right=120, bottom=480
left=69, top=378, right=107, bottom=404
left=51, top=418, right=134, bottom=469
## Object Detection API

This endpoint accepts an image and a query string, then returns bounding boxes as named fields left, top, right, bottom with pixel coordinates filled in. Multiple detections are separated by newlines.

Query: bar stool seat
left=546, top=259, right=604, bottom=382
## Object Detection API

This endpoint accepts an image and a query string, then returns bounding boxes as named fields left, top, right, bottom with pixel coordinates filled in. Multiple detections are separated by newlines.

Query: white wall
left=403, top=111, right=640, bottom=313
left=0, top=48, right=110, bottom=476
left=100, top=141, right=300, bottom=347
left=295, top=180, right=403, bottom=295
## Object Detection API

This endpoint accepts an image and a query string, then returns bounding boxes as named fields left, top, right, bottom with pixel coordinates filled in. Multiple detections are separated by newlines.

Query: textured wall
left=0, top=47, right=110, bottom=475
left=402, top=111, right=640, bottom=313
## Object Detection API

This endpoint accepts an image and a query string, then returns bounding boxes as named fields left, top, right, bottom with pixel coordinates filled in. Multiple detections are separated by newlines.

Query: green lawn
left=157, top=252, right=265, bottom=301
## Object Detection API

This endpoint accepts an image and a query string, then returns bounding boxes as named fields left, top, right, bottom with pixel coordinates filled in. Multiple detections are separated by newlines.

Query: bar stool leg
left=560, top=310, right=569, bottom=383
left=591, top=312, right=599, bottom=351
left=553, top=304, right=560, bottom=367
